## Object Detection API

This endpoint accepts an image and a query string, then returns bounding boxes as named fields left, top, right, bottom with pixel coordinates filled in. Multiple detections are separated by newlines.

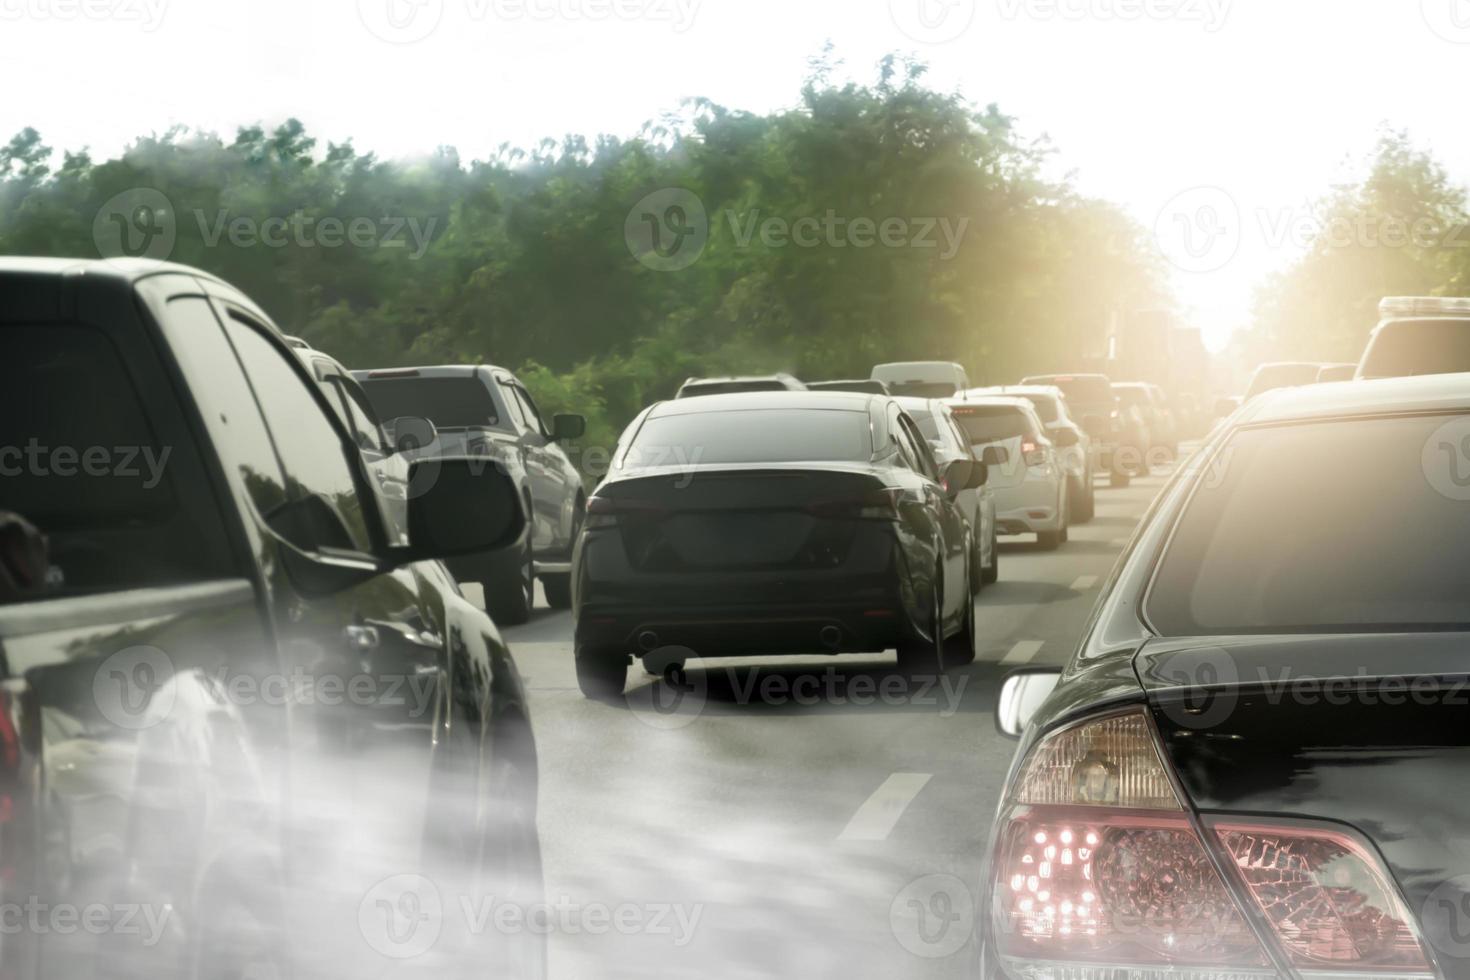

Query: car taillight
left=585, top=496, right=667, bottom=528
left=1021, top=441, right=1047, bottom=468
left=990, top=709, right=1434, bottom=980
left=807, top=489, right=903, bottom=521
left=1214, top=823, right=1431, bottom=975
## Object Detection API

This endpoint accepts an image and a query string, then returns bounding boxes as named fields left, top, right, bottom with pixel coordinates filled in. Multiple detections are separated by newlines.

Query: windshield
left=626, top=409, right=873, bottom=465
left=1148, top=415, right=1470, bottom=633
left=950, top=406, right=1034, bottom=444
left=359, top=376, right=502, bottom=429
left=1361, top=319, right=1470, bottom=379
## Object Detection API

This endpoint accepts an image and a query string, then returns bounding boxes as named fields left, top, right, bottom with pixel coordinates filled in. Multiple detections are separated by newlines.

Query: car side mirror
left=386, top=416, right=437, bottom=454
left=1053, top=428, right=1080, bottom=448
left=967, top=460, right=988, bottom=488
left=552, top=413, right=586, bottom=442
left=941, top=458, right=974, bottom=498
left=996, top=669, right=1063, bottom=738
left=400, top=457, right=526, bottom=561
left=981, top=445, right=1009, bottom=466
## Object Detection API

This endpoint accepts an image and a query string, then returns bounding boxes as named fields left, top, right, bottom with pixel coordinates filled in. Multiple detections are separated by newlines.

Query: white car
left=896, top=397, right=1000, bottom=586
left=944, top=396, right=1069, bottom=550
left=965, top=385, right=1094, bottom=523
left=1358, top=296, right=1470, bottom=379
left=872, top=361, right=971, bottom=398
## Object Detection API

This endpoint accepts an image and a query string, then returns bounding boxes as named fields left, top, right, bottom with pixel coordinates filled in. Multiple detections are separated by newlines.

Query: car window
left=332, top=378, right=388, bottom=454
left=951, top=405, right=1033, bottom=445
left=626, top=409, right=872, bottom=466
left=223, top=313, right=374, bottom=554
left=498, top=377, right=527, bottom=429
left=511, top=384, right=549, bottom=437
left=1021, top=394, right=1060, bottom=423
left=358, top=375, right=502, bottom=429
left=1148, top=414, right=1470, bottom=633
left=1361, top=319, right=1470, bottom=378
left=897, top=413, right=941, bottom=482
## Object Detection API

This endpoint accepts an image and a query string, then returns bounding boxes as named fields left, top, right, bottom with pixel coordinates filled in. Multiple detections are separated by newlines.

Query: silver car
left=895, top=397, right=1000, bottom=586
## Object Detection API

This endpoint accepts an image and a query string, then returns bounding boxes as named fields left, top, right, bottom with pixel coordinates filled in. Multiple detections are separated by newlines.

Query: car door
left=504, top=375, right=575, bottom=556
left=895, top=409, right=968, bottom=627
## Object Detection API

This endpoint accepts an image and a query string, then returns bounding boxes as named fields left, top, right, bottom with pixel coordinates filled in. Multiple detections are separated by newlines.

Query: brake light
left=585, top=496, right=667, bottom=527
left=807, top=489, right=902, bottom=521
left=990, top=710, right=1435, bottom=979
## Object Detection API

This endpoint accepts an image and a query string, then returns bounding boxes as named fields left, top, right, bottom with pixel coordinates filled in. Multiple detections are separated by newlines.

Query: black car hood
left=1134, top=633, right=1470, bottom=973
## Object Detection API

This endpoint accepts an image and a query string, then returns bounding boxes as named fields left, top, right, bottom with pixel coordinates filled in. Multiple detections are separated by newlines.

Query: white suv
left=945, top=396, right=1069, bottom=550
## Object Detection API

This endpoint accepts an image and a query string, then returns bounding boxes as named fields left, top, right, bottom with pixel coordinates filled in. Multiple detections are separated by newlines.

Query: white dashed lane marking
left=1000, top=640, right=1044, bottom=665
left=838, top=773, right=933, bottom=841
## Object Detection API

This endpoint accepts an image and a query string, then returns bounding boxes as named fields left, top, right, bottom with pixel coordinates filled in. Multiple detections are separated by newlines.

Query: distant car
left=571, top=392, right=984, bottom=697
left=355, top=365, right=587, bottom=622
left=946, top=397, right=1069, bottom=550
left=1357, top=295, right=1470, bottom=379
left=1244, top=361, right=1325, bottom=401
left=872, top=361, right=971, bottom=398
left=895, top=397, right=1000, bottom=586
left=676, top=373, right=806, bottom=397
left=1020, top=373, right=1136, bottom=487
left=1316, top=362, right=1357, bottom=383
left=983, top=374, right=1470, bottom=980
left=968, top=385, right=1094, bottom=523
left=282, top=334, right=312, bottom=350
left=1114, top=382, right=1174, bottom=458
left=807, top=379, right=892, bottom=395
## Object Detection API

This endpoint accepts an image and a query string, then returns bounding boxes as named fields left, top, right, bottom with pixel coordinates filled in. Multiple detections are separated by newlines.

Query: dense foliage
left=0, top=59, right=1168, bottom=449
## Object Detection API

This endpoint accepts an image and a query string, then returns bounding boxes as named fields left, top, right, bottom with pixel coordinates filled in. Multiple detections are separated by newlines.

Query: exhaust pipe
left=637, top=630, right=660, bottom=652
left=819, top=625, right=842, bottom=650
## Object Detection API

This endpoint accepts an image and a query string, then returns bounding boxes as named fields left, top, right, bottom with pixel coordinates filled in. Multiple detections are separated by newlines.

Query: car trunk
left=1135, top=633, right=1470, bottom=977
left=595, top=464, right=893, bottom=573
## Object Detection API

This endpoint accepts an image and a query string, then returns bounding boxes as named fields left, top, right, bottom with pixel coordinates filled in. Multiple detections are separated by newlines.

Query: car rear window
left=1114, top=387, right=1149, bottom=408
left=359, top=376, right=501, bottom=429
left=627, top=409, right=872, bottom=465
left=1028, top=376, right=1112, bottom=407
left=950, top=405, right=1033, bottom=444
left=1361, top=319, right=1470, bottom=379
left=1019, top=394, right=1060, bottom=423
left=1147, top=415, right=1470, bottom=633
left=680, top=381, right=790, bottom=397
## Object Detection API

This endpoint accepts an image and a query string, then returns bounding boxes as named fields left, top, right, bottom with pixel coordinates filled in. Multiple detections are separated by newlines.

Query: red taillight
left=585, top=496, right=667, bottom=527
left=1021, top=441, right=1047, bottom=468
left=990, top=709, right=1435, bottom=979
left=806, top=489, right=902, bottom=521
left=1215, top=823, right=1431, bottom=974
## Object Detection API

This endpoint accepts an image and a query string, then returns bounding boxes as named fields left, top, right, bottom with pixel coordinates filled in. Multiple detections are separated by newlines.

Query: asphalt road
left=485, top=463, right=1175, bottom=980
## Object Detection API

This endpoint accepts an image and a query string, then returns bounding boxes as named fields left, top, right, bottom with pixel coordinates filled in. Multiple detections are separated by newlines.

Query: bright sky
left=4, top=0, right=1469, bottom=349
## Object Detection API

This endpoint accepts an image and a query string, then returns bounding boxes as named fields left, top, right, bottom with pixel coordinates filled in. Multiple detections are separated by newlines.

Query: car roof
left=1234, top=374, right=1470, bottom=425
left=968, top=385, right=1063, bottom=399
left=683, top=373, right=798, bottom=384
left=648, top=391, right=878, bottom=417
left=0, top=256, right=230, bottom=283
left=354, top=365, right=505, bottom=379
left=946, top=394, right=1033, bottom=411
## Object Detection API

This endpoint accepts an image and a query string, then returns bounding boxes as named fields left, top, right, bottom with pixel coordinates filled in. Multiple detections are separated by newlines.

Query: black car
left=355, top=364, right=587, bottom=622
left=0, top=258, right=544, bottom=979
left=982, top=374, right=1470, bottom=980
left=570, top=392, right=985, bottom=698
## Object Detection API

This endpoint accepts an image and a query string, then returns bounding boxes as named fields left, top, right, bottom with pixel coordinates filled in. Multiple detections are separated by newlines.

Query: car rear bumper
left=991, top=480, right=1064, bottom=534
left=573, top=529, right=925, bottom=656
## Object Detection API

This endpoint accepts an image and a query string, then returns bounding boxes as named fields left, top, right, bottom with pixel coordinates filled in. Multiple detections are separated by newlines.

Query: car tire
left=1037, top=528, right=1063, bottom=550
left=485, top=531, right=534, bottom=626
left=897, top=565, right=946, bottom=677
left=1073, top=478, right=1096, bottom=523
left=982, top=528, right=1000, bottom=585
left=575, top=646, right=627, bottom=700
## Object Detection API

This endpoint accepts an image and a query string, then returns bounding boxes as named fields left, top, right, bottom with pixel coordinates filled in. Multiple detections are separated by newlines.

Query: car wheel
left=982, top=528, right=999, bottom=585
left=1072, top=476, right=1096, bottom=523
left=1037, top=528, right=1063, bottom=550
left=897, top=564, right=946, bottom=677
left=575, top=645, right=628, bottom=700
left=486, top=526, right=534, bottom=626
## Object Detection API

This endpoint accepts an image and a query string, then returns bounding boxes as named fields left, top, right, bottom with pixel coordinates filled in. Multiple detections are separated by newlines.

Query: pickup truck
left=354, top=366, right=586, bottom=623
left=0, top=258, right=545, bottom=979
